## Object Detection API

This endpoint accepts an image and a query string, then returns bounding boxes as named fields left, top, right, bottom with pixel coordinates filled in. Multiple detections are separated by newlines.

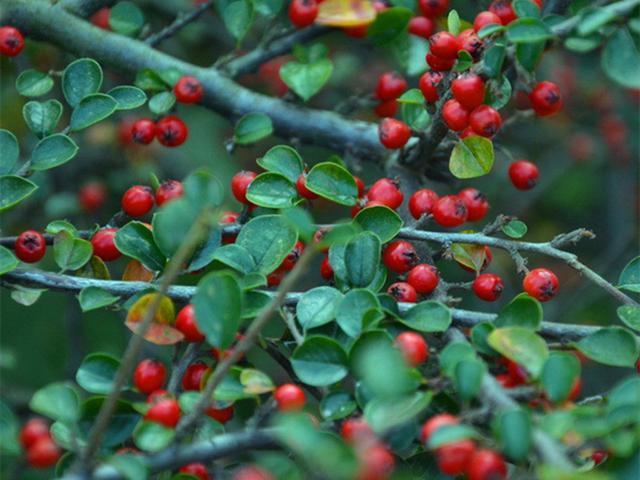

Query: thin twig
left=145, top=1, right=214, bottom=47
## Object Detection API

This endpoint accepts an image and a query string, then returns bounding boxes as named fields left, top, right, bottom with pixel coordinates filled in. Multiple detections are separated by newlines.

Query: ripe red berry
left=156, top=116, right=188, bottom=147
left=221, top=211, right=240, bottom=244
left=474, top=11, right=502, bottom=32
left=0, top=26, right=25, bottom=57
left=274, top=384, right=306, bottom=411
left=426, top=53, right=455, bottom=71
left=379, top=118, right=411, bottom=149
left=452, top=73, right=486, bottom=110
left=174, top=76, right=203, bottom=104
left=489, top=0, right=517, bottom=25
left=20, top=418, right=50, bottom=449
left=280, top=241, right=305, bottom=271
left=134, top=359, right=166, bottom=394
left=15, top=230, right=46, bottom=263
left=419, top=71, right=444, bottom=103
left=144, top=398, right=181, bottom=428
left=432, top=195, right=468, bottom=227
left=591, top=450, right=607, bottom=465
left=529, top=81, right=563, bottom=117
left=396, top=332, right=429, bottom=366
left=408, top=16, right=435, bottom=38
left=341, top=417, right=374, bottom=443
left=506, top=359, right=528, bottom=385
left=296, top=174, right=319, bottom=199
left=354, top=176, right=365, bottom=197
left=206, top=404, right=234, bottom=424
left=374, top=99, right=398, bottom=117
left=469, top=105, right=502, bottom=137
left=179, top=463, right=210, bottom=480
left=407, top=264, right=439, bottom=294
left=436, top=439, right=476, bottom=476
left=182, top=362, right=209, bottom=391
left=320, top=255, right=334, bottom=280
left=121, top=185, right=154, bottom=217
left=131, top=118, right=156, bottom=145
left=231, top=171, right=257, bottom=204
left=26, top=437, right=61, bottom=469
left=289, top=0, right=319, bottom=28
left=375, top=71, right=408, bottom=101
left=387, top=282, right=418, bottom=303
left=523, top=268, right=559, bottom=302
left=175, top=304, right=205, bottom=342
left=429, top=31, right=460, bottom=60
left=91, top=228, right=121, bottom=262
left=90, top=7, right=111, bottom=30
left=357, top=443, right=396, bottom=480
left=267, top=270, right=284, bottom=287
left=473, top=273, right=504, bottom=301
left=508, top=160, right=539, bottom=190
left=467, top=449, right=508, bottom=480
left=458, top=29, right=484, bottom=61
left=409, top=188, right=439, bottom=219
left=442, top=99, right=470, bottom=132
left=156, top=179, right=184, bottom=206
left=367, top=178, right=404, bottom=210
left=566, top=376, right=582, bottom=402
left=419, top=0, right=449, bottom=18
left=421, top=413, right=459, bottom=443
left=383, top=240, right=419, bottom=274
left=458, top=188, right=489, bottom=221
left=79, top=181, right=107, bottom=212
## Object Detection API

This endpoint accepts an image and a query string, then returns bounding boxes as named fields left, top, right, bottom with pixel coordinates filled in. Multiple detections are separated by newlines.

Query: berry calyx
left=473, top=11, right=502, bottom=32
left=79, top=181, right=107, bottom=212
left=408, top=16, right=435, bottom=39
left=432, top=195, right=468, bottom=227
left=469, top=105, right=502, bottom=137
left=367, top=178, right=404, bottom=210
left=231, top=170, right=258, bottom=204
left=289, top=0, right=319, bottom=28
left=174, top=76, right=203, bottom=104
left=523, top=268, right=559, bottom=302
left=419, top=0, right=450, bottom=19
left=0, top=26, right=25, bottom=57
left=134, top=359, right=166, bottom=394
left=429, top=31, right=460, bottom=60
left=156, top=116, right=188, bottom=147
left=179, top=463, right=210, bottom=480
left=20, top=418, right=50, bottom=449
left=182, top=362, right=209, bottom=391
left=296, top=174, right=319, bottom=199
left=508, top=160, right=539, bottom=190
left=144, top=398, right=181, bottom=428
left=375, top=71, right=408, bottom=101
left=409, top=188, right=439, bottom=219
left=387, top=282, right=418, bottom=303
left=458, top=188, right=489, bottom=221
left=274, top=383, right=306, bottom=411
left=473, top=273, right=504, bottom=301
left=395, top=332, right=429, bottom=366
left=156, top=179, right=184, bottom=206
left=121, top=185, right=154, bottom=217
left=436, top=439, right=476, bottom=476
left=26, top=437, right=61, bottom=469
left=15, top=230, right=46, bottom=263
left=175, top=304, right=205, bottom=342
left=419, top=71, right=444, bottom=103
left=467, top=448, right=508, bottom=480
left=407, top=264, right=439, bottom=294
left=379, top=118, right=411, bottom=149
left=421, top=413, right=459, bottom=443
left=131, top=118, right=156, bottom=145
left=442, top=99, right=470, bottom=132
left=383, top=240, right=419, bottom=273
left=529, top=81, right=563, bottom=117
left=452, top=73, right=486, bottom=110
left=91, top=228, right=122, bottom=262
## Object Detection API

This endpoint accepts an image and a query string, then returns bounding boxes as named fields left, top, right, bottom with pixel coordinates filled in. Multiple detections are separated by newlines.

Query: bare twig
left=145, top=1, right=214, bottom=47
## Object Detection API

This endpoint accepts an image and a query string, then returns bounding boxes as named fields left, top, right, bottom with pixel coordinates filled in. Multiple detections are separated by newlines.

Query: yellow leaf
left=126, top=293, right=175, bottom=325
left=316, top=0, right=376, bottom=27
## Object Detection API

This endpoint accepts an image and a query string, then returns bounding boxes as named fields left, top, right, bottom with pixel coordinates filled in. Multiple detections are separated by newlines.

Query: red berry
left=432, top=195, right=468, bottom=227
left=467, top=449, right=508, bottom=480
left=354, top=176, right=365, bottom=197
left=221, top=211, right=240, bottom=244
left=387, top=282, right=418, bottom=303
left=280, top=241, right=305, bottom=271
left=79, top=181, right=107, bottom=212
left=429, top=31, right=460, bottom=60
left=182, top=362, right=209, bottom=391
left=496, top=372, right=516, bottom=389
left=506, top=359, right=528, bottom=385
left=131, top=119, right=156, bottom=145
left=474, top=11, right=502, bottom=32
left=156, top=116, right=188, bottom=147
left=529, top=81, right=563, bottom=117
left=421, top=413, right=458, bottom=443
left=409, top=16, right=435, bottom=38
left=383, top=240, right=419, bottom=273
left=458, top=188, right=489, bottom=221
left=419, top=0, right=449, bottom=18
left=357, top=443, right=395, bottom=480
left=320, top=255, right=334, bottom=280
left=375, top=71, right=408, bottom=101
left=26, top=437, right=61, bottom=469
left=523, top=268, right=559, bottom=302
left=489, top=0, right=517, bottom=25
left=367, top=178, right=404, bottom=210
left=508, top=160, right=539, bottom=190
left=289, top=0, right=319, bottom=28
left=591, top=450, right=607, bottom=465
left=156, top=179, right=184, bottom=206
left=436, top=439, right=476, bottom=476
left=15, top=230, right=46, bottom=263
left=379, top=118, right=411, bottom=149
left=122, top=185, right=154, bottom=217
left=407, top=264, right=439, bottom=294
left=146, top=389, right=171, bottom=404
left=179, top=463, right=210, bottom=480
left=274, top=384, right=306, bottom=411
left=426, top=53, right=455, bottom=71
left=0, top=26, right=25, bottom=57
left=374, top=99, right=398, bottom=118
left=396, top=332, right=428, bottom=366
left=419, top=71, right=444, bottom=103
left=231, top=171, right=257, bottom=204
left=134, top=359, right=166, bottom=394
left=206, top=404, right=234, bottom=424
left=472, top=273, right=504, bottom=301
left=341, top=417, right=374, bottom=443
left=174, top=76, right=203, bottom=104
left=409, top=188, right=439, bottom=219
left=144, top=398, right=181, bottom=428
left=452, top=73, right=486, bottom=110
left=469, top=105, right=502, bottom=137
left=458, top=29, right=484, bottom=61
left=20, top=418, right=50, bottom=449
left=90, top=8, right=111, bottom=30
left=566, top=376, right=582, bottom=402
left=296, top=174, right=319, bottom=199
left=175, top=304, right=205, bottom=342
left=442, top=99, right=470, bottom=132
left=91, top=228, right=121, bottom=262
left=267, top=270, right=284, bottom=287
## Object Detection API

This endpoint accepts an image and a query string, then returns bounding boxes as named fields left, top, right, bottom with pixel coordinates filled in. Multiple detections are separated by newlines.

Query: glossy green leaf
left=484, top=75, right=512, bottom=110
left=601, top=28, right=640, bottom=88
left=398, top=89, right=429, bottom=128
left=0, top=176, right=37, bottom=211
left=449, top=136, right=494, bottom=179
left=320, top=392, right=357, bottom=421
left=104, top=453, right=148, bottom=480
left=152, top=199, right=197, bottom=257
left=427, top=424, right=480, bottom=449
left=15, top=69, right=54, bottom=97
left=336, top=289, right=381, bottom=337
left=618, top=256, right=640, bottom=292
left=187, top=226, right=222, bottom=272
left=494, top=293, right=542, bottom=329
left=54, top=231, right=93, bottom=271
left=62, top=58, right=103, bottom=107
left=488, top=327, right=548, bottom=377
left=515, top=40, right=545, bottom=71
left=236, top=215, right=298, bottom=274
left=148, top=91, right=176, bottom=116
left=245, top=172, right=297, bottom=208
left=23, top=100, right=64, bottom=138
left=70, top=93, right=118, bottom=131
left=575, top=327, right=639, bottom=367
left=0, top=246, right=19, bottom=275
left=29, top=382, right=80, bottom=423
left=506, top=17, right=553, bottom=43
left=482, top=43, right=506, bottom=77
left=234, top=112, right=273, bottom=145
left=108, top=86, right=147, bottom=110
left=109, top=1, right=145, bottom=36
left=439, top=342, right=478, bottom=378
left=183, top=168, right=225, bottom=209
left=212, top=244, right=256, bottom=274
left=31, top=134, right=78, bottom=171
left=115, top=222, right=166, bottom=272
left=75, top=353, right=120, bottom=394
left=344, top=232, right=381, bottom=288
left=541, top=352, right=580, bottom=403
left=219, top=0, right=254, bottom=41
left=471, top=322, right=498, bottom=356
left=367, top=7, right=412, bottom=45
left=297, top=286, right=343, bottom=330
left=133, top=421, right=174, bottom=452
left=478, top=24, right=506, bottom=39
left=0, top=400, right=20, bottom=456
left=497, top=409, right=532, bottom=462
left=447, top=9, right=461, bottom=35
left=513, top=0, right=541, bottom=18
left=399, top=301, right=452, bottom=332
left=279, top=58, right=333, bottom=101
left=577, top=5, right=622, bottom=36
left=501, top=219, right=527, bottom=238
left=365, top=391, right=432, bottom=433
left=306, top=162, right=358, bottom=206
left=291, top=336, right=349, bottom=386
left=454, top=359, right=486, bottom=401
left=354, top=205, right=403, bottom=243
left=257, top=145, right=304, bottom=183
left=134, top=69, right=168, bottom=92
left=78, top=287, right=119, bottom=312
left=617, top=306, right=640, bottom=331
left=0, top=130, right=19, bottom=175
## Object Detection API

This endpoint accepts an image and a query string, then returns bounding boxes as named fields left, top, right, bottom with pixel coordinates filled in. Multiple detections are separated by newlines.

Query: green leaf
left=541, top=352, right=580, bottom=403
left=257, top=145, right=304, bottom=183
left=109, top=1, right=145, bottom=37
left=212, top=244, right=256, bottom=274
left=0, top=130, right=19, bottom=175
left=245, top=172, right=297, bottom=208
left=501, top=219, right=527, bottom=238
left=484, top=76, right=512, bottom=110
left=148, top=91, right=176, bottom=116
left=575, top=327, right=639, bottom=367
left=449, top=136, right=494, bottom=179
left=320, top=392, right=357, bottom=421
left=454, top=359, right=486, bottom=401
left=344, top=232, right=381, bottom=288
left=108, top=86, right=147, bottom=110
left=29, top=382, right=80, bottom=423
left=75, top=353, right=120, bottom=394
left=478, top=24, right=506, bottom=39
left=618, top=256, right=640, bottom=292
left=353, top=205, right=403, bottom=244
left=105, top=453, right=148, bottom=480
left=481, top=43, right=506, bottom=78
left=367, top=7, right=412, bottom=45
left=15, top=69, right=54, bottom=97
left=46, top=220, right=78, bottom=236
left=193, top=272, right=242, bottom=349
left=617, top=306, right=640, bottom=331
left=515, top=41, right=545, bottom=71
left=187, top=227, right=222, bottom=273
left=399, top=301, right=452, bottom=332
left=447, top=9, right=461, bottom=35
left=78, top=287, right=119, bottom=312
left=577, top=5, right=621, bottom=36
left=152, top=200, right=197, bottom=257
left=23, top=100, right=64, bottom=138
left=184, top=168, right=224, bottom=209
left=506, top=18, right=553, bottom=43
left=234, top=112, right=273, bottom=145
left=31, top=134, right=78, bottom=171
left=297, top=286, right=343, bottom=331
left=601, top=28, right=640, bottom=88
left=279, top=58, right=333, bottom=101
left=0, top=246, right=19, bottom=275
left=471, top=322, right=498, bottom=356
left=62, top=58, right=103, bottom=107
left=0, top=400, right=20, bottom=455
left=494, top=293, right=542, bottom=329
left=134, top=69, right=168, bottom=92
left=564, top=35, right=603, bottom=53
left=336, top=289, right=381, bottom=337
left=115, top=222, right=166, bottom=272
left=0, top=175, right=37, bottom=211
left=291, top=336, right=349, bottom=387
left=439, top=342, right=478, bottom=377
left=365, top=391, right=432, bottom=433
left=306, top=162, right=358, bottom=206
left=497, top=409, right=532, bottom=462
left=54, top=231, right=93, bottom=271
left=70, top=93, right=118, bottom=131
left=219, top=0, right=254, bottom=41
left=513, top=0, right=541, bottom=18
left=236, top=215, right=298, bottom=274
left=427, top=424, right=480, bottom=449
left=399, top=89, right=430, bottom=128
left=488, top=327, right=549, bottom=377
left=133, top=421, right=175, bottom=452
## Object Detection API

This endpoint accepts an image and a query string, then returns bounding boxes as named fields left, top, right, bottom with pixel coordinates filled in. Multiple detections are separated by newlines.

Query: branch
left=144, top=1, right=214, bottom=47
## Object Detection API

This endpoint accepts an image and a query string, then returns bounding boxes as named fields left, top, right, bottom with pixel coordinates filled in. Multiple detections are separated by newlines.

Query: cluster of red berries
left=0, top=25, right=25, bottom=57
left=19, top=418, right=61, bottom=469
left=288, top=0, right=319, bottom=28
left=373, top=71, right=408, bottom=118
left=131, top=115, right=188, bottom=147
